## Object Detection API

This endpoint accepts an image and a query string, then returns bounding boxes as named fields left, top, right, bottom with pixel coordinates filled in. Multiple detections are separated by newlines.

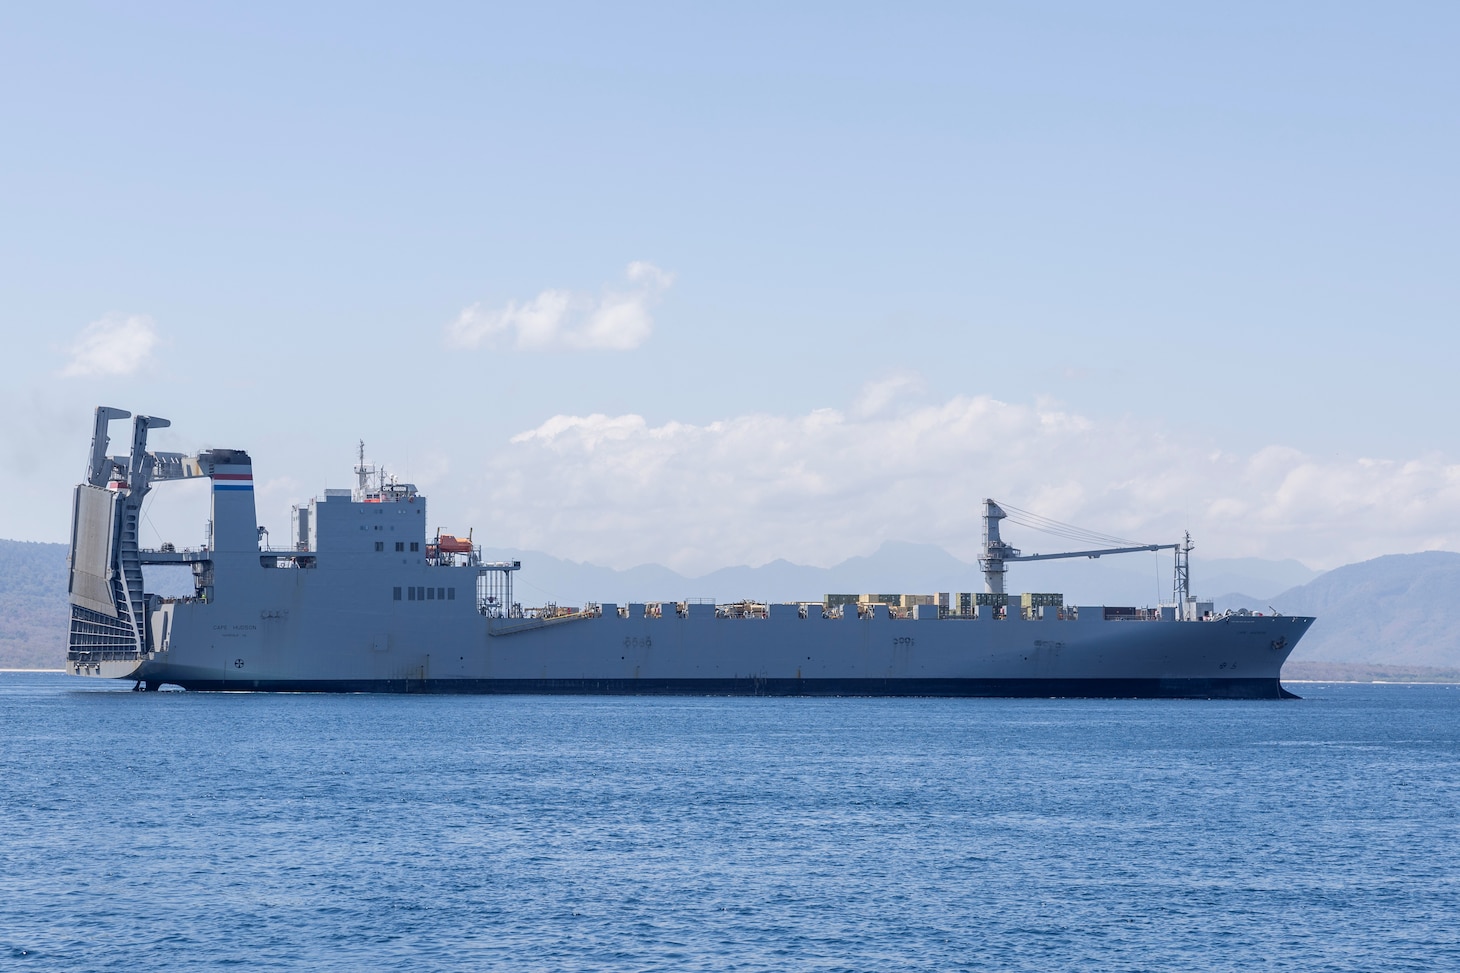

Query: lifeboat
left=436, top=533, right=474, bottom=554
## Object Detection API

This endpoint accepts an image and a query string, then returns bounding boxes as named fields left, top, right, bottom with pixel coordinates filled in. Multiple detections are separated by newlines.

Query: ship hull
left=99, top=575, right=1311, bottom=698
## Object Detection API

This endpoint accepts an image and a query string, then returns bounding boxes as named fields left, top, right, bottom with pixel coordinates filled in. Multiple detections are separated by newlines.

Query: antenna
left=354, top=440, right=377, bottom=498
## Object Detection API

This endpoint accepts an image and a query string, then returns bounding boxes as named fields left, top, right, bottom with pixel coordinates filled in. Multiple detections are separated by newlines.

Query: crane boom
left=1007, top=543, right=1178, bottom=563
left=979, top=500, right=1194, bottom=609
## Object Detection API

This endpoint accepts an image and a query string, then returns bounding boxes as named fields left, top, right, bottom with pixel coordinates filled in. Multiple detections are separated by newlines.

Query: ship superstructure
left=66, top=407, right=1313, bottom=697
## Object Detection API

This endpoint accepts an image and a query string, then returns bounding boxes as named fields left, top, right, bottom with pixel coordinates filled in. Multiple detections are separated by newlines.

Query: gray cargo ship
left=65, top=407, right=1312, bottom=697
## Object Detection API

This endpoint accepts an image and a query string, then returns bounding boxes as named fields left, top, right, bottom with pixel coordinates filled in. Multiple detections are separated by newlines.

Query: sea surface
left=1, top=673, right=1456, bottom=972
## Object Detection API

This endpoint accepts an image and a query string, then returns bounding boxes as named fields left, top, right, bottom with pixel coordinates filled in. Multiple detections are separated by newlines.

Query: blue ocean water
left=1, top=673, right=1456, bottom=972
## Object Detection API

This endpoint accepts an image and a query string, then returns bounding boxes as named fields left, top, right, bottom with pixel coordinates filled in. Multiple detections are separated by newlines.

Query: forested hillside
left=1275, top=551, right=1460, bottom=667
left=0, top=540, right=68, bottom=669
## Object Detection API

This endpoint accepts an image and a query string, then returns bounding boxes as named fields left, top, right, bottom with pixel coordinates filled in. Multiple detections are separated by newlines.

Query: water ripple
left=1, top=675, right=1457, bottom=971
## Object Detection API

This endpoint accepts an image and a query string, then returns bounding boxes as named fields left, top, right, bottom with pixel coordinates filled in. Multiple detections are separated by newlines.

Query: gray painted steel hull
left=100, top=555, right=1311, bottom=698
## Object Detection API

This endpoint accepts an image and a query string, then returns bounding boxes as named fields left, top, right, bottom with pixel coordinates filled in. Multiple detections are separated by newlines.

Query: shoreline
left=1284, top=680, right=1460, bottom=686
left=1282, top=661, right=1460, bottom=684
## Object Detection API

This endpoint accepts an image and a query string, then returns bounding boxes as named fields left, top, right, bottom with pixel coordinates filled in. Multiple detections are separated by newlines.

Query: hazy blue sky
left=2, top=2, right=1456, bottom=574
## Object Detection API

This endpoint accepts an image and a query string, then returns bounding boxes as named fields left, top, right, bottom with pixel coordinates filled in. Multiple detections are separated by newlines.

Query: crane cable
left=995, top=501, right=1146, bottom=549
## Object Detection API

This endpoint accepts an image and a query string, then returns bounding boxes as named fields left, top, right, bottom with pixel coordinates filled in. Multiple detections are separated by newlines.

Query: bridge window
left=393, top=587, right=401, bottom=601
left=408, top=587, right=416, bottom=601
left=410, top=542, right=419, bottom=552
left=374, top=541, right=384, bottom=552
left=448, top=588, right=455, bottom=600
left=395, top=542, right=404, bottom=552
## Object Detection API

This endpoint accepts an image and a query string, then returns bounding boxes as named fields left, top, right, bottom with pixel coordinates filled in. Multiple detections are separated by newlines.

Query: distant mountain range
left=4, top=538, right=1457, bottom=670
left=1213, top=551, right=1460, bottom=667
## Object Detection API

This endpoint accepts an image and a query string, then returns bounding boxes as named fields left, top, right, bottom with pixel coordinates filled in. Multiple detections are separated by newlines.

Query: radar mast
left=354, top=440, right=378, bottom=499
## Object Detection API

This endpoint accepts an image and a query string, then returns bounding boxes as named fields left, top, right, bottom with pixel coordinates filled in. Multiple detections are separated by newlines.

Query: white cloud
left=852, top=370, right=925, bottom=417
left=476, top=383, right=1460, bottom=574
left=59, top=313, right=160, bottom=377
left=446, top=262, right=674, bottom=352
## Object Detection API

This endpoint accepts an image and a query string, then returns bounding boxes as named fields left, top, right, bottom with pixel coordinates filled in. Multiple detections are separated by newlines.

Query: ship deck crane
left=979, top=499, right=1194, bottom=609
